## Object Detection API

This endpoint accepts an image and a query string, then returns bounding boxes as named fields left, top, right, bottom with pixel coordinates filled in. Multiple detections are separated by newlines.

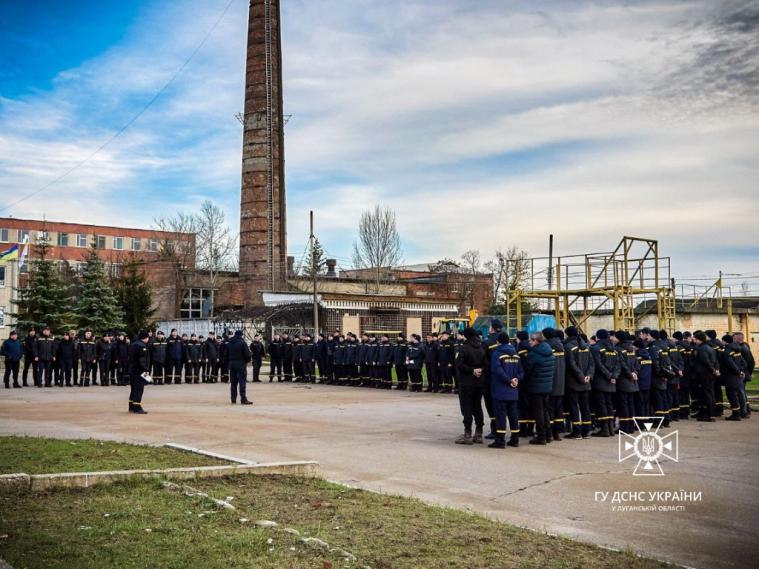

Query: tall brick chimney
left=239, top=0, right=287, bottom=306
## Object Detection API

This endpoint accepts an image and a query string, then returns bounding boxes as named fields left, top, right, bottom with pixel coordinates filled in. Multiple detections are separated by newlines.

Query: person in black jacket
left=250, top=334, right=265, bottom=383
left=482, top=320, right=503, bottom=440
left=316, top=334, right=329, bottom=384
left=166, top=329, right=183, bottom=384
left=454, top=327, right=488, bottom=445
left=393, top=334, right=408, bottom=391
left=333, top=335, right=346, bottom=385
left=128, top=330, right=151, bottom=414
left=150, top=330, right=167, bottom=385
left=721, top=334, right=747, bottom=420
left=525, top=332, right=556, bottom=445
left=2, top=330, right=23, bottom=389
left=21, top=328, right=37, bottom=387
left=35, top=327, right=57, bottom=388
left=267, top=334, right=282, bottom=382
left=648, top=329, right=675, bottom=426
left=590, top=329, right=619, bottom=437
left=691, top=332, right=718, bottom=421
left=185, top=334, right=202, bottom=384
left=437, top=331, right=455, bottom=393
left=227, top=330, right=252, bottom=405
left=112, top=332, right=129, bottom=386
left=203, top=332, right=219, bottom=383
left=423, top=333, right=440, bottom=393
left=69, top=329, right=80, bottom=386
left=281, top=333, right=293, bottom=382
left=405, top=334, right=424, bottom=392
left=377, top=334, right=393, bottom=389
left=614, top=331, right=640, bottom=434
left=78, top=330, right=97, bottom=386
left=706, top=329, right=725, bottom=416
left=544, top=328, right=567, bottom=441
left=301, top=334, right=316, bottom=383
left=673, top=331, right=693, bottom=419
left=56, top=332, right=75, bottom=387
left=733, top=332, right=754, bottom=417
left=564, top=326, right=594, bottom=439
left=345, top=334, right=359, bottom=386
left=515, top=330, right=534, bottom=437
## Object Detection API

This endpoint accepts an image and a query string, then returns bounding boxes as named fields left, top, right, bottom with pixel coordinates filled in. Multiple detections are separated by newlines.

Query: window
left=17, top=229, right=29, bottom=243
left=95, top=235, right=106, bottom=249
left=76, top=262, right=87, bottom=275
left=148, top=238, right=158, bottom=252
left=131, top=237, right=141, bottom=251
left=57, top=233, right=69, bottom=247
left=0, top=307, right=4, bottom=327
left=181, top=288, right=213, bottom=319
left=179, top=240, right=191, bottom=254
left=37, top=230, right=49, bottom=242
left=0, top=266, right=5, bottom=287
left=76, top=233, right=87, bottom=247
left=113, top=236, right=124, bottom=250
left=110, top=263, right=122, bottom=278
left=0, top=229, right=8, bottom=242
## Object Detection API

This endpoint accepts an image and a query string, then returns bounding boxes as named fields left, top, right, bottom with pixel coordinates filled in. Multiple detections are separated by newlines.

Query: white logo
left=618, top=417, right=678, bottom=476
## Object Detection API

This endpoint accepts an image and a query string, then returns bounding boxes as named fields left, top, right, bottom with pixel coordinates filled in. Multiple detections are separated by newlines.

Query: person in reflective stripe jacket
left=614, top=331, right=639, bottom=433
left=564, top=326, right=594, bottom=439
left=590, top=329, right=619, bottom=437
left=721, top=334, right=747, bottom=420
left=634, top=339, right=653, bottom=416
left=489, top=333, right=523, bottom=449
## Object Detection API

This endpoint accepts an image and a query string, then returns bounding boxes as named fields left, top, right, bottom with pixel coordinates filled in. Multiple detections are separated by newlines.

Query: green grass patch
left=0, top=474, right=670, bottom=569
left=0, top=436, right=229, bottom=475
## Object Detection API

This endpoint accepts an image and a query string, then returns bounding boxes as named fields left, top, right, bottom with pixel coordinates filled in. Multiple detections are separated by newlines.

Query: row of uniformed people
left=267, top=331, right=461, bottom=392
left=476, top=322, right=754, bottom=449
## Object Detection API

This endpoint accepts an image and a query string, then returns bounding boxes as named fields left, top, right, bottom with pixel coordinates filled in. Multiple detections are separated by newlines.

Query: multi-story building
left=0, top=217, right=196, bottom=336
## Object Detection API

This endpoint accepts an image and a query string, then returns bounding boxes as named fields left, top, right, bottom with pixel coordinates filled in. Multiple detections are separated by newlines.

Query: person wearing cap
left=649, top=329, right=674, bottom=426
left=590, top=329, right=619, bottom=437
left=393, top=334, right=408, bottom=391
left=78, top=330, right=97, bottom=386
left=166, top=329, right=183, bottom=384
left=666, top=330, right=685, bottom=422
left=333, top=334, right=347, bottom=385
left=544, top=328, right=567, bottom=441
left=614, top=331, right=640, bottom=434
left=150, top=330, right=167, bottom=385
left=250, top=334, right=265, bottom=383
left=227, top=330, right=253, bottom=405
left=674, top=331, right=693, bottom=419
left=405, top=334, right=424, bottom=392
left=128, top=330, right=152, bottom=414
left=437, top=331, right=455, bottom=394
left=2, top=330, right=23, bottom=389
left=423, top=333, right=440, bottom=393
left=377, top=334, right=394, bottom=389
left=633, top=338, right=653, bottom=416
left=515, top=330, right=534, bottom=437
left=733, top=331, right=754, bottom=417
left=267, top=333, right=283, bottom=383
left=112, top=332, right=129, bottom=386
left=481, top=319, right=503, bottom=439
left=302, top=333, right=317, bottom=383
left=455, top=327, right=488, bottom=444
left=185, top=334, right=202, bottom=384
left=56, top=331, right=76, bottom=387
left=564, top=326, right=594, bottom=439
left=292, top=334, right=304, bottom=382
left=489, top=332, right=523, bottom=448
left=21, top=328, right=37, bottom=387
left=34, top=326, right=57, bottom=388
left=96, top=332, right=114, bottom=386
left=69, top=329, right=80, bottom=386
left=345, top=333, right=359, bottom=386
left=280, top=333, right=293, bottom=382
left=357, top=334, right=369, bottom=387
left=721, top=334, right=747, bottom=420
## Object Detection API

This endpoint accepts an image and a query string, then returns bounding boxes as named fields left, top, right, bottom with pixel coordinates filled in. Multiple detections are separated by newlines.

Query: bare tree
left=484, top=246, right=530, bottom=305
left=352, top=205, right=403, bottom=292
left=154, top=212, right=200, bottom=316
left=195, top=200, right=238, bottom=316
left=428, top=258, right=462, bottom=273
left=460, top=250, right=481, bottom=274
left=740, top=281, right=751, bottom=296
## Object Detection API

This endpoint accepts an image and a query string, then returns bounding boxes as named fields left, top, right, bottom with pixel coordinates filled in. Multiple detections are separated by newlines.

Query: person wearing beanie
left=405, top=334, right=424, bottom=392
left=633, top=338, right=653, bottom=416
left=488, top=332, right=522, bottom=448
left=481, top=321, right=504, bottom=440
left=733, top=331, right=754, bottom=417
left=704, top=330, right=726, bottom=416
left=515, top=330, right=534, bottom=437
left=423, top=333, right=440, bottom=393
left=564, top=325, right=594, bottom=439
left=672, top=331, right=692, bottom=419
left=227, top=330, right=253, bottom=405
left=615, top=331, right=640, bottom=434
left=438, top=331, right=456, bottom=394
left=454, top=327, right=488, bottom=444
left=2, top=330, right=23, bottom=389
left=662, top=330, right=684, bottom=422
left=128, top=330, right=152, bottom=414
left=647, top=328, right=675, bottom=426
left=589, top=329, right=620, bottom=437
left=691, top=332, right=718, bottom=421
left=393, top=334, right=408, bottom=391
left=543, top=327, right=566, bottom=441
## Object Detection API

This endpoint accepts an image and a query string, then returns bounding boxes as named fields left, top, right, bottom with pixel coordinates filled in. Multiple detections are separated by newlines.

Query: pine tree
left=11, top=231, right=76, bottom=334
left=114, top=258, right=156, bottom=337
left=75, top=244, right=125, bottom=333
left=303, top=237, right=327, bottom=279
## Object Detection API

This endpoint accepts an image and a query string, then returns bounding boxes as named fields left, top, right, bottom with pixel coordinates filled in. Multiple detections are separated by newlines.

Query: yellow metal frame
left=506, top=237, right=676, bottom=334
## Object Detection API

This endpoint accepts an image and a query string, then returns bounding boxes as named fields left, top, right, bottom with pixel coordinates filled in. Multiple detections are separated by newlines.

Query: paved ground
left=2, top=381, right=757, bottom=569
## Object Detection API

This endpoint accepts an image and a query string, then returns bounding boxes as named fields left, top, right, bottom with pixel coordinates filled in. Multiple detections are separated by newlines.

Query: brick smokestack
left=239, top=0, right=287, bottom=306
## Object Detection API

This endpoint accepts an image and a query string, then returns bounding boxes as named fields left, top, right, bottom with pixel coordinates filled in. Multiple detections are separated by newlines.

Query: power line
left=0, top=0, right=238, bottom=215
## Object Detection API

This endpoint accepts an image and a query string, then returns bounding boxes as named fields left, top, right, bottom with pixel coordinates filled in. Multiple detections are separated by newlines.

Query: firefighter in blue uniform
left=488, top=332, right=523, bottom=448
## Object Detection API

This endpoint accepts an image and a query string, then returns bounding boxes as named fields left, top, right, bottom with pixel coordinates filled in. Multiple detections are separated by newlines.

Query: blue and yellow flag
left=0, top=244, right=20, bottom=264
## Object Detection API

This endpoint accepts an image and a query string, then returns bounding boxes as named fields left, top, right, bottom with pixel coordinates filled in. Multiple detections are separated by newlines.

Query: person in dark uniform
left=268, top=334, right=283, bottom=382
left=292, top=335, right=304, bottom=382
left=250, top=334, right=265, bottom=383
left=649, top=329, right=675, bottom=426
left=663, top=330, right=683, bottom=422
left=21, top=328, right=37, bottom=387
left=128, top=330, right=151, bottom=414
left=220, top=330, right=234, bottom=383
left=634, top=338, right=653, bottom=416
left=454, top=327, right=488, bottom=445
left=281, top=333, right=293, bottom=382
left=691, top=331, right=718, bottom=421
left=489, top=332, right=523, bottom=448
left=423, top=333, right=440, bottom=392
left=96, top=332, right=113, bottom=386
left=438, top=331, right=455, bottom=393
left=35, top=327, right=57, bottom=388
left=150, top=330, right=167, bottom=385
left=544, top=328, right=567, bottom=441
left=706, top=330, right=725, bottom=416
left=515, top=330, right=534, bottom=437
left=78, top=330, right=97, bottom=386
left=203, top=332, right=219, bottom=383
left=393, top=333, right=408, bottom=391
left=56, top=331, right=75, bottom=387
left=525, top=332, right=555, bottom=445
left=69, top=329, right=80, bottom=386
left=615, top=331, right=640, bottom=433
left=481, top=320, right=503, bottom=440
left=405, top=334, right=424, bottom=392
left=113, top=332, right=129, bottom=386
left=2, top=330, right=22, bottom=389
left=377, top=334, right=393, bottom=389
left=166, top=329, right=183, bottom=384
left=333, top=335, right=346, bottom=385
left=345, top=334, right=359, bottom=386
left=673, top=331, right=693, bottom=419
left=227, top=330, right=252, bottom=405
left=186, top=334, right=202, bottom=384
left=733, top=331, right=754, bottom=417
left=590, top=329, right=619, bottom=437
left=564, top=326, right=594, bottom=439
left=721, top=334, right=747, bottom=421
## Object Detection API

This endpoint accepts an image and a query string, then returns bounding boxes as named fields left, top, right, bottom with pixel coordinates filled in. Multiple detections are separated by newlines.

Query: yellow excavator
left=435, top=309, right=478, bottom=336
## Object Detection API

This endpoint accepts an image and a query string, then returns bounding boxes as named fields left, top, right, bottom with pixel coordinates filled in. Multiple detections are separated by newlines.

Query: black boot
left=488, top=434, right=506, bottom=449
left=552, top=426, right=562, bottom=441
left=507, top=433, right=520, bottom=447
left=725, top=410, right=741, bottom=421
left=529, top=436, right=547, bottom=445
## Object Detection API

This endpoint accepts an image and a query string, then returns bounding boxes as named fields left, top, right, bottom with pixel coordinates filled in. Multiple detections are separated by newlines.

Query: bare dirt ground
left=2, top=381, right=757, bottom=569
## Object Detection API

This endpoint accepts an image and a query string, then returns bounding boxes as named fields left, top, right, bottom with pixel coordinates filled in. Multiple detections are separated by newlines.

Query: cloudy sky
left=1, top=0, right=757, bottom=283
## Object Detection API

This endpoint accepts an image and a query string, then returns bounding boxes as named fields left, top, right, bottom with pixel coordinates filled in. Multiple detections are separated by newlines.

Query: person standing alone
left=228, top=330, right=252, bottom=405
left=128, top=331, right=151, bottom=414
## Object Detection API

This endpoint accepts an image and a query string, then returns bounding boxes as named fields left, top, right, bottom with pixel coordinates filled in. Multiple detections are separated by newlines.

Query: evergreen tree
left=114, top=258, right=156, bottom=336
left=302, top=237, right=327, bottom=279
left=75, top=245, right=124, bottom=333
left=11, top=231, right=76, bottom=334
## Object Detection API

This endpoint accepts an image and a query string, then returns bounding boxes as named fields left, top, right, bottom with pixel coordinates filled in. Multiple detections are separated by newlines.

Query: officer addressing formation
left=1, top=321, right=754, bottom=439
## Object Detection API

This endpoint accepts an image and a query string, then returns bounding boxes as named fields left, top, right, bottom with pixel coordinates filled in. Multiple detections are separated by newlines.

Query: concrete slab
left=2, top=382, right=758, bottom=569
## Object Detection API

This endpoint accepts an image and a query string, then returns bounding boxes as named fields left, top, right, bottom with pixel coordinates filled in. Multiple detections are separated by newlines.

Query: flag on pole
left=18, top=237, right=29, bottom=269
left=0, top=244, right=19, bottom=265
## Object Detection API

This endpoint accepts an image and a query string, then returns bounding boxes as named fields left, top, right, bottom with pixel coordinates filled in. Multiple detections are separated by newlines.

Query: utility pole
left=547, top=234, right=554, bottom=312
left=310, top=210, right=319, bottom=335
